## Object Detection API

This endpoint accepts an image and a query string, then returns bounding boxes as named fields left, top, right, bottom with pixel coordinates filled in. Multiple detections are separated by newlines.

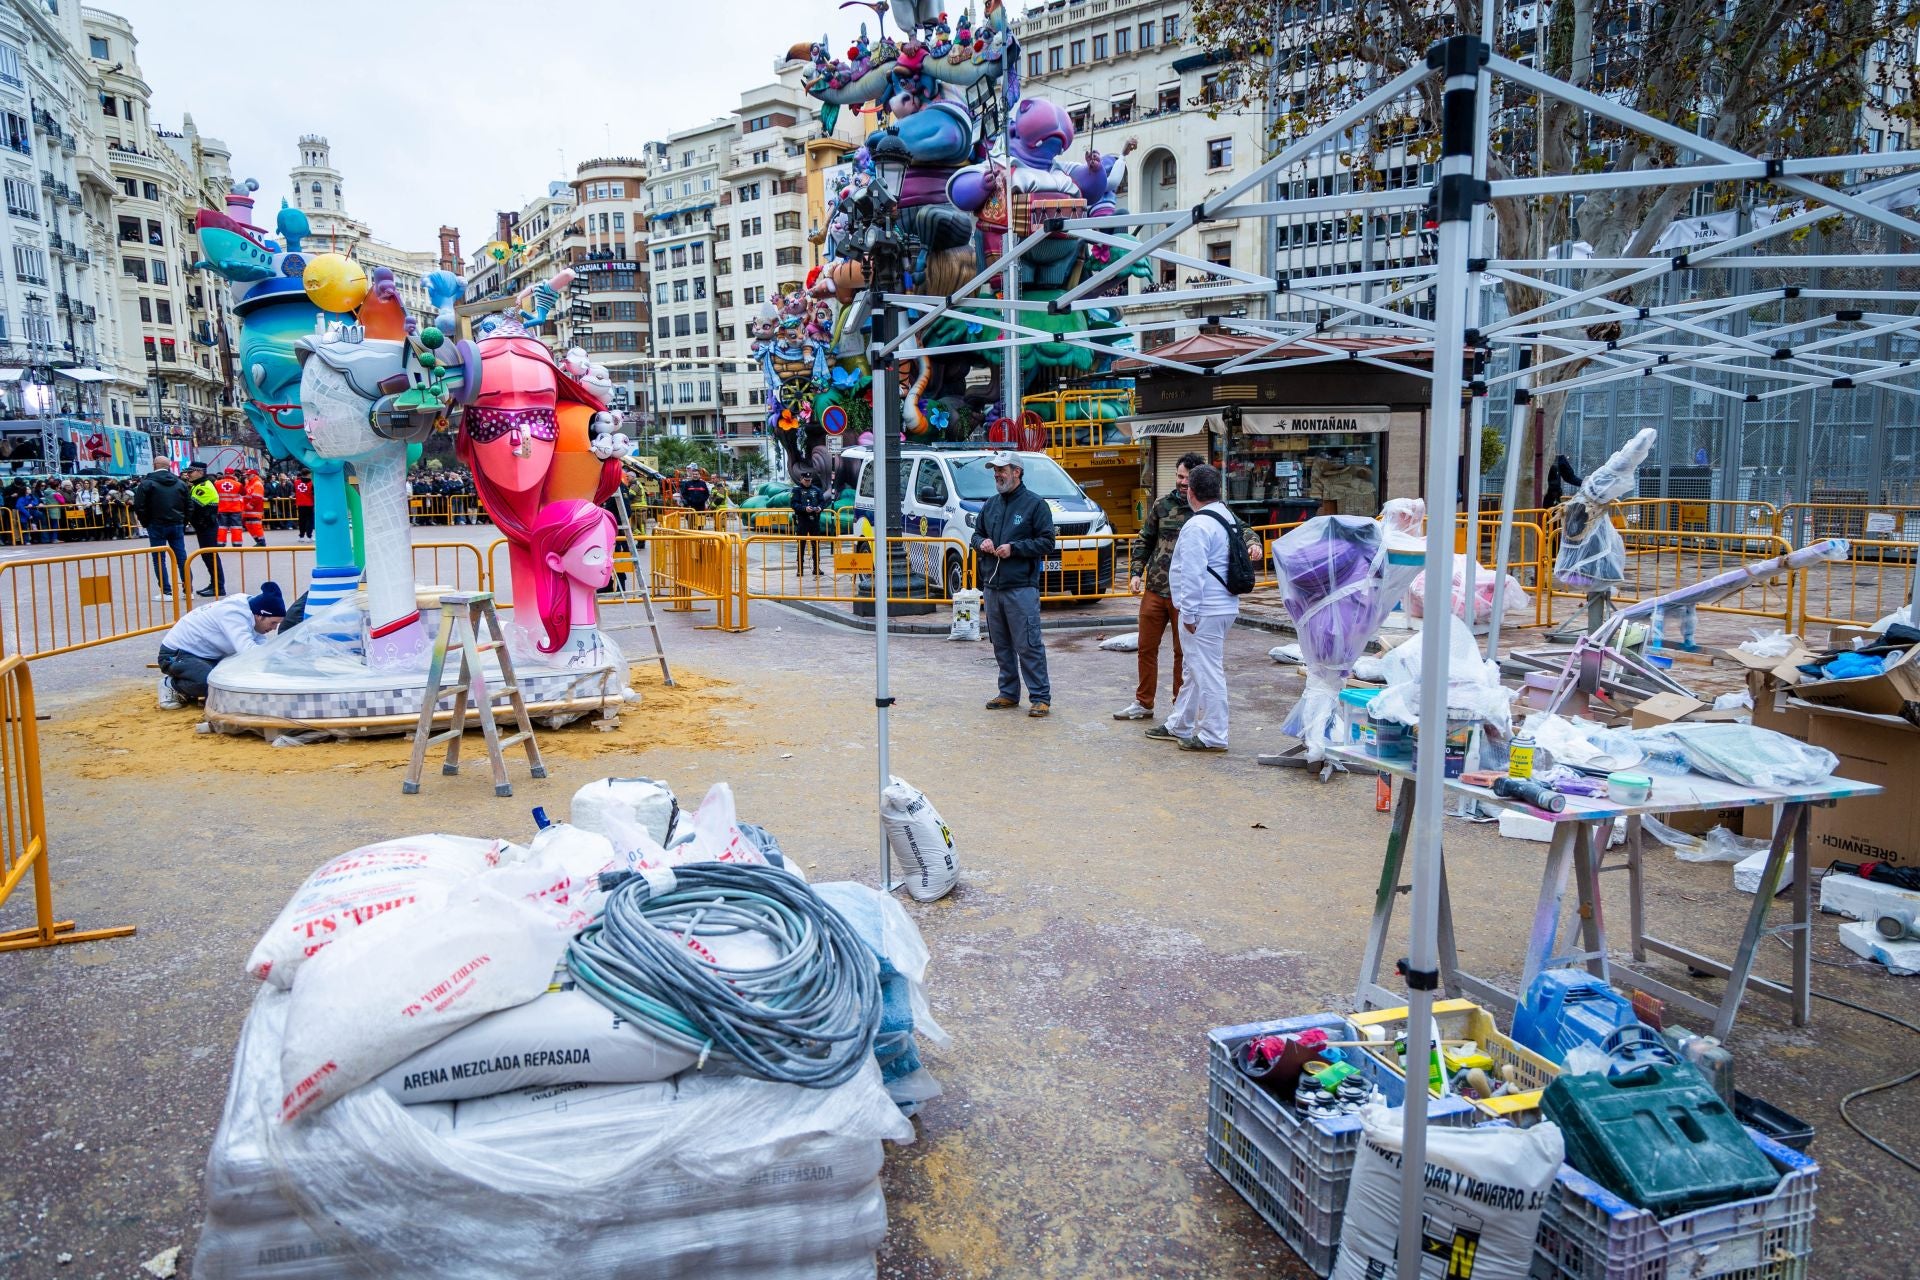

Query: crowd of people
left=5, top=477, right=147, bottom=542
left=970, top=449, right=1263, bottom=751
left=405, top=468, right=480, bottom=524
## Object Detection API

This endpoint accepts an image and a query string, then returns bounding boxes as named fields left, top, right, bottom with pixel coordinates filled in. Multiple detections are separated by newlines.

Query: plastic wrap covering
left=1406, top=555, right=1533, bottom=623
left=1370, top=614, right=1514, bottom=737
left=1272, top=517, right=1420, bottom=761
left=197, top=987, right=912, bottom=1280
left=214, top=595, right=426, bottom=688
left=1580, top=428, right=1657, bottom=508
left=813, top=882, right=951, bottom=1115
left=1553, top=502, right=1627, bottom=589
left=1632, top=723, right=1839, bottom=788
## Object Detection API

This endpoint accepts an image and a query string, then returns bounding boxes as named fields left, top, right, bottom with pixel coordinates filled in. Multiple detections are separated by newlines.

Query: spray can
left=1509, top=726, right=1537, bottom=780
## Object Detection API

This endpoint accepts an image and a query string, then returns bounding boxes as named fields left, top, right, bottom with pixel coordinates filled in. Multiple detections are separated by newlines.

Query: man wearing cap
left=155, top=581, right=286, bottom=708
left=790, top=468, right=828, bottom=574
left=969, top=450, right=1056, bottom=716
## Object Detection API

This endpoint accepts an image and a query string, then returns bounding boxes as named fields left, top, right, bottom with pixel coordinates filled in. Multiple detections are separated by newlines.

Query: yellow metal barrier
left=264, top=496, right=298, bottom=529
left=413, top=541, right=488, bottom=594
left=1541, top=529, right=1798, bottom=631
left=0, top=655, right=134, bottom=952
left=737, top=533, right=964, bottom=628
left=1796, top=538, right=1918, bottom=631
left=0, top=546, right=184, bottom=660
left=1777, top=502, right=1920, bottom=548
left=649, top=528, right=743, bottom=631
left=1022, top=530, right=1134, bottom=603
left=0, top=505, right=21, bottom=545
left=181, top=544, right=318, bottom=603
left=1615, top=497, right=1779, bottom=538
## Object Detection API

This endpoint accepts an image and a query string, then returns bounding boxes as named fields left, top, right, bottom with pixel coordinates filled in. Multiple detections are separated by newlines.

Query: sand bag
left=376, top=987, right=697, bottom=1105
left=880, top=776, right=958, bottom=902
left=1331, top=1103, right=1563, bottom=1280
left=680, top=782, right=770, bottom=867
left=246, top=835, right=523, bottom=989
left=948, top=588, right=982, bottom=641
left=278, top=887, right=570, bottom=1124
left=571, top=777, right=679, bottom=848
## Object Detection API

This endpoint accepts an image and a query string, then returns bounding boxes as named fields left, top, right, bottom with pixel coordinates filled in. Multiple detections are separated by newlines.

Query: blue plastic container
left=1514, top=969, right=1642, bottom=1066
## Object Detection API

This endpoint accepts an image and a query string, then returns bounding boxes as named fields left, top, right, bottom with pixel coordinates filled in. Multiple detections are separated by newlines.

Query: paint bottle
left=1509, top=726, right=1537, bottom=780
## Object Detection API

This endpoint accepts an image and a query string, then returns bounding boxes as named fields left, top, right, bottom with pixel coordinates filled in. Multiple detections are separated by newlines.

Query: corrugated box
left=1792, top=644, right=1920, bottom=726
left=1798, top=702, right=1920, bottom=871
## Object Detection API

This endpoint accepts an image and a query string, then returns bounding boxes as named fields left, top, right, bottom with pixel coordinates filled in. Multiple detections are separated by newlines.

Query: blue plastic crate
left=1205, top=1012, right=1479, bottom=1277
left=1531, top=1127, right=1817, bottom=1280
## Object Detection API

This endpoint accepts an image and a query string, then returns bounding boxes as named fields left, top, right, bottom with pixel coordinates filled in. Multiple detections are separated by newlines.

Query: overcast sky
left=105, top=0, right=877, bottom=256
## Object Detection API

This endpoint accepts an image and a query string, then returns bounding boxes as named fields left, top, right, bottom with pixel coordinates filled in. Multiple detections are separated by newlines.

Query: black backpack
left=1198, top=509, right=1257, bottom=595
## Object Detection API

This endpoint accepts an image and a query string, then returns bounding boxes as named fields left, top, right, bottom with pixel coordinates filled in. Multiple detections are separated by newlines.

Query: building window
left=1028, top=50, right=1042, bottom=77
left=690, top=242, right=705, bottom=264
left=117, top=177, right=135, bottom=197
left=719, top=325, right=734, bottom=342
left=612, top=212, right=624, bottom=230
left=1048, top=45, right=1063, bottom=71
left=1139, top=21, right=1154, bottom=48
left=1163, top=15, right=1180, bottom=41
left=673, top=314, right=690, bottom=336
left=673, top=279, right=688, bottom=302
left=716, top=290, right=733, bottom=309
left=4, top=176, right=36, bottom=218
left=653, top=247, right=667, bottom=269
left=0, top=44, right=21, bottom=87
left=1111, top=93, right=1136, bottom=123
left=1207, top=242, right=1231, bottom=269
left=160, top=342, right=177, bottom=363
left=123, top=256, right=146, bottom=282
left=656, top=282, right=669, bottom=304
left=671, top=245, right=687, bottom=267
left=715, top=257, right=731, bottom=275
left=1159, top=155, right=1178, bottom=186
left=694, top=313, right=708, bottom=334
left=610, top=182, right=624, bottom=197
left=774, top=210, right=801, bottom=231
left=100, top=92, right=117, bottom=117
left=745, top=216, right=762, bottom=236
left=1070, top=39, right=1085, bottom=64
left=146, top=218, right=164, bottom=245
left=1158, top=85, right=1180, bottom=113
left=3, top=111, right=30, bottom=154
left=774, top=245, right=803, bottom=266
left=156, top=300, right=172, bottom=324
left=310, top=181, right=321, bottom=197
left=1208, top=137, right=1233, bottom=169
left=737, top=181, right=761, bottom=201
left=657, top=317, right=670, bottom=338
left=1092, top=33, right=1108, bottom=59
left=611, top=300, right=638, bottom=321
left=1115, top=27, right=1130, bottom=55
left=118, top=215, right=142, bottom=243
left=89, top=35, right=109, bottom=58
left=693, top=278, right=707, bottom=300
left=1070, top=105, right=1090, bottom=135
left=152, top=259, right=168, bottom=284
left=138, top=297, right=151, bottom=322
left=142, top=181, right=159, bottom=202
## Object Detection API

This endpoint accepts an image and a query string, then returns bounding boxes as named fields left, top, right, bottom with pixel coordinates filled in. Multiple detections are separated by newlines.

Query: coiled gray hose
left=566, top=863, right=880, bottom=1088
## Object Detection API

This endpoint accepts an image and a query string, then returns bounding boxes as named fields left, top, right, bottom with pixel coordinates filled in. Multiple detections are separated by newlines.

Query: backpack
left=1197, top=509, right=1257, bottom=595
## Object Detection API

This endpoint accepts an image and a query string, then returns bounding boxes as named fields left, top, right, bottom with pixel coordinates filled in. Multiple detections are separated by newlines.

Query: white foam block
left=1733, top=847, right=1791, bottom=895
left=1819, top=873, right=1920, bottom=924
left=1499, top=810, right=1554, bottom=843
left=1838, top=920, right=1920, bottom=976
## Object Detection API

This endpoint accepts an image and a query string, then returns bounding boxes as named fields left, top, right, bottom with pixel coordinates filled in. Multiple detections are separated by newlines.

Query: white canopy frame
left=872, top=20, right=1920, bottom=1272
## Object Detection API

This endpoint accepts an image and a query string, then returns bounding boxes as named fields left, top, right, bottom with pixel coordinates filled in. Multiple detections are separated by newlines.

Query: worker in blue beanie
left=155, top=580, right=287, bottom=708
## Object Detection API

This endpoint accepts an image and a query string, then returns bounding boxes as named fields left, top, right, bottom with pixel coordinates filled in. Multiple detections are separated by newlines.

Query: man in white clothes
left=1146, top=465, right=1239, bottom=753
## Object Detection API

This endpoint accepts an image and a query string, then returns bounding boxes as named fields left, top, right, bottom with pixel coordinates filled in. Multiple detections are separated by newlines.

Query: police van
left=844, top=445, right=1117, bottom=598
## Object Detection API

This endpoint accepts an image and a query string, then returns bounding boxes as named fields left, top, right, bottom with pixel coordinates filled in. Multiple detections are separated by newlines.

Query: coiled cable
left=566, top=863, right=880, bottom=1089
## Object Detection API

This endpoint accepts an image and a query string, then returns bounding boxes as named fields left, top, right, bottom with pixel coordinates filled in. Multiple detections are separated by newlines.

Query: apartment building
left=0, top=0, right=123, bottom=455
left=643, top=120, right=729, bottom=439
left=715, top=61, right=862, bottom=464
left=569, top=155, right=649, bottom=420
left=288, top=133, right=439, bottom=327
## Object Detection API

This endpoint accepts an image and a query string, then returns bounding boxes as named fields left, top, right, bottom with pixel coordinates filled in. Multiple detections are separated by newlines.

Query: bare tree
left=1191, top=0, right=1918, bottom=500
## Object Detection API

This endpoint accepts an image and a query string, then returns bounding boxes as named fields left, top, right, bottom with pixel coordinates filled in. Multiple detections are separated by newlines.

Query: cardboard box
left=1798, top=702, right=1920, bottom=871
left=1792, top=644, right=1920, bottom=726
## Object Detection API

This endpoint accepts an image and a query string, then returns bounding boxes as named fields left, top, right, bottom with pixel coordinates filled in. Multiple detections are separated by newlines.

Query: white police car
left=845, top=445, right=1116, bottom=597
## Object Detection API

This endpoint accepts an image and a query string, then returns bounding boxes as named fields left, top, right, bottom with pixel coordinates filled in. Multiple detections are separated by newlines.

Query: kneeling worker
left=156, top=581, right=286, bottom=707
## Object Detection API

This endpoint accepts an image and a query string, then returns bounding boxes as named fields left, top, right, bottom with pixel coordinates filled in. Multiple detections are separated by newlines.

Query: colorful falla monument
left=191, top=183, right=636, bottom=736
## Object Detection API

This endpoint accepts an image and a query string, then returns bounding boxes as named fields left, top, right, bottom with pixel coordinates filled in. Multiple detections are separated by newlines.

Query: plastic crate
left=1205, top=1013, right=1478, bottom=1276
left=1531, top=1128, right=1818, bottom=1280
left=1351, top=998, right=1562, bottom=1121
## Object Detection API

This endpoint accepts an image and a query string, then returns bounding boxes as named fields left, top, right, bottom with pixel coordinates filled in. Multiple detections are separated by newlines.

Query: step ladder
left=403, top=592, right=547, bottom=797
left=603, top=482, right=674, bottom=687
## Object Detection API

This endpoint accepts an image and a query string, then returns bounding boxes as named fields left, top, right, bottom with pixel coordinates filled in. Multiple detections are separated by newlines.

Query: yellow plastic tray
left=1351, top=998, right=1561, bottom=1120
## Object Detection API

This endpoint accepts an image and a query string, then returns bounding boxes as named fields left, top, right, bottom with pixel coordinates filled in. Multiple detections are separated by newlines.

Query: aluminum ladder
left=604, top=485, right=674, bottom=687
left=403, top=592, right=547, bottom=797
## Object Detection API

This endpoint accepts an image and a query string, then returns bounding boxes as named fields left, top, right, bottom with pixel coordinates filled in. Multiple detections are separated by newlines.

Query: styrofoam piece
left=1732, top=847, right=1791, bottom=896
left=1819, top=873, right=1920, bottom=924
left=1498, top=813, right=1625, bottom=846
left=1838, top=920, right=1920, bottom=975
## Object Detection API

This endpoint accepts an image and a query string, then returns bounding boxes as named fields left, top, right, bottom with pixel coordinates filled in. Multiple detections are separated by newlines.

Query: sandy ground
left=1, top=598, right=1917, bottom=1279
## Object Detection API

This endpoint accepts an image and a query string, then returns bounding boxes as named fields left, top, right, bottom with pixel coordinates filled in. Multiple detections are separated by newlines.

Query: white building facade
left=644, top=120, right=729, bottom=440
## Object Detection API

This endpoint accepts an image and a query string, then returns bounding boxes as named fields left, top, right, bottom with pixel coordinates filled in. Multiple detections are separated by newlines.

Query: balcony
left=39, top=170, right=52, bottom=190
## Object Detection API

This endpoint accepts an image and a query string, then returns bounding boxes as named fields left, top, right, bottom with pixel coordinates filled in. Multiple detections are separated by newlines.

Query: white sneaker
left=157, top=676, right=182, bottom=710
left=1112, top=700, right=1153, bottom=720
left=155, top=591, right=173, bottom=601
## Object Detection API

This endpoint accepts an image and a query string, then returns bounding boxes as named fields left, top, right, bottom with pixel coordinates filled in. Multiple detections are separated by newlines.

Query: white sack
left=570, top=777, right=679, bottom=848
left=1098, top=631, right=1139, bottom=652
left=880, top=775, right=958, bottom=902
left=1331, top=1103, right=1563, bottom=1280
left=948, top=587, right=982, bottom=641
left=680, top=782, right=771, bottom=866
left=197, top=987, right=911, bottom=1278
left=246, top=835, right=523, bottom=988
left=452, top=1079, right=678, bottom=1134
left=376, top=987, right=698, bottom=1105
left=279, top=887, right=570, bottom=1123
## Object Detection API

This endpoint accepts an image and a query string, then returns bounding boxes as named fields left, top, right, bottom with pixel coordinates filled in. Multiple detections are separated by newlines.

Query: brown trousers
left=1135, top=589, right=1184, bottom=710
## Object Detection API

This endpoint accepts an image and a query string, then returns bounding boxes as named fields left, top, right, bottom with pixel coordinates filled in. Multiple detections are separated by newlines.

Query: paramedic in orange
left=214, top=468, right=246, bottom=546
left=243, top=469, right=267, bottom=546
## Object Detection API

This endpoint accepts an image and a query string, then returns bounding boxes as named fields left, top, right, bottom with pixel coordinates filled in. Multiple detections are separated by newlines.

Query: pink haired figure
left=528, top=499, right=617, bottom=661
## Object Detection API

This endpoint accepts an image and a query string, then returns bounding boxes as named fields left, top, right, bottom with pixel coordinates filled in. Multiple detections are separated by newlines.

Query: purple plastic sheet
left=1274, top=516, right=1420, bottom=761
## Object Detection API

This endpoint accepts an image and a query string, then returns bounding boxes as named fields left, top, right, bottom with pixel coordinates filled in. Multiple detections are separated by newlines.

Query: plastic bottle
left=1509, top=725, right=1536, bottom=780
left=1661, top=1027, right=1734, bottom=1104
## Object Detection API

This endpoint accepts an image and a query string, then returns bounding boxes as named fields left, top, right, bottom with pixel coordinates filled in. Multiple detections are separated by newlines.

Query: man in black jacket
left=969, top=451, right=1056, bottom=716
left=790, top=469, right=827, bottom=574
left=131, top=464, right=191, bottom=601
